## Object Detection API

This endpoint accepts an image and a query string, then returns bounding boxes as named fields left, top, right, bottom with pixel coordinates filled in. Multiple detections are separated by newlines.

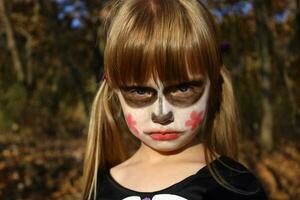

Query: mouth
left=145, top=130, right=184, bottom=141
left=145, top=130, right=183, bottom=135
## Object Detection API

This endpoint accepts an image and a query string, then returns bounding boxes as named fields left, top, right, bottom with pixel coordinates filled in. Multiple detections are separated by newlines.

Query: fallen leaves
left=241, top=139, right=300, bottom=200
left=1, top=133, right=299, bottom=200
left=0, top=134, right=85, bottom=200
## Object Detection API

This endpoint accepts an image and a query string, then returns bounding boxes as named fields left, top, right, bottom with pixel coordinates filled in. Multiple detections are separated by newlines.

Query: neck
left=131, top=139, right=205, bottom=164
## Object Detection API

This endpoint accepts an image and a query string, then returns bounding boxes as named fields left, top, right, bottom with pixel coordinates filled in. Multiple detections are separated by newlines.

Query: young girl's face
left=116, top=75, right=210, bottom=152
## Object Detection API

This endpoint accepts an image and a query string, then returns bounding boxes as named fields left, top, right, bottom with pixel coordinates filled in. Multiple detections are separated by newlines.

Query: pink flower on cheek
left=125, top=113, right=139, bottom=136
left=185, top=111, right=204, bottom=130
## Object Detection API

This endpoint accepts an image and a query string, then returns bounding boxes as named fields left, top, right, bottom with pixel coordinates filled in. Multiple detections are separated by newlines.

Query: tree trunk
left=0, top=0, right=25, bottom=82
left=297, top=0, right=300, bottom=36
left=254, top=0, right=274, bottom=151
left=272, top=0, right=300, bottom=134
left=66, top=56, right=90, bottom=119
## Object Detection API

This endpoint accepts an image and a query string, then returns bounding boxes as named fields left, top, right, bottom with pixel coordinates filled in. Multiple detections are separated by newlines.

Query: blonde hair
left=82, top=0, right=255, bottom=199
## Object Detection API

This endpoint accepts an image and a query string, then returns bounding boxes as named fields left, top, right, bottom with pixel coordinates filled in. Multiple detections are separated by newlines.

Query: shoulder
left=214, top=155, right=254, bottom=176
left=97, top=162, right=127, bottom=182
left=204, top=155, right=268, bottom=200
left=108, top=163, right=127, bottom=183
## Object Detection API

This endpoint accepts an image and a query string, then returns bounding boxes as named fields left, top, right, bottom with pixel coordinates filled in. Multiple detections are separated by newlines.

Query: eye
left=120, top=86, right=158, bottom=107
left=129, top=88, right=151, bottom=95
left=171, top=84, right=192, bottom=95
left=176, top=84, right=190, bottom=92
left=121, top=86, right=156, bottom=98
left=165, top=80, right=206, bottom=98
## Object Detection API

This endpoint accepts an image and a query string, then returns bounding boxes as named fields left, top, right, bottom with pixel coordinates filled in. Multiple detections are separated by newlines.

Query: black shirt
left=97, top=155, right=268, bottom=200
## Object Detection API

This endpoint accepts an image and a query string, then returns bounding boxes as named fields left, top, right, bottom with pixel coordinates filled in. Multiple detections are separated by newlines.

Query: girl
left=82, top=0, right=268, bottom=199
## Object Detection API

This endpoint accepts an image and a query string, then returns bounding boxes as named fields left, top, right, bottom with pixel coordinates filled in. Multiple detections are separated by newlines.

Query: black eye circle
left=176, top=84, right=191, bottom=93
left=178, top=85, right=189, bottom=92
left=130, top=88, right=148, bottom=95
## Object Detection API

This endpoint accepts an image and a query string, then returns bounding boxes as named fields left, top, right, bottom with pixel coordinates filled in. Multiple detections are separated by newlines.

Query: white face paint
left=116, top=77, right=210, bottom=152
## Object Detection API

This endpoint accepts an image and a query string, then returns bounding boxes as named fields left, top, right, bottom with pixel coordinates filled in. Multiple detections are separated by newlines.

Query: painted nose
left=151, top=111, right=174, bottom=125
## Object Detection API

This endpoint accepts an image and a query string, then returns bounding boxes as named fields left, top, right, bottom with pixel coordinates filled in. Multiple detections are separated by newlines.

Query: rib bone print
left=122, top=194, right=188, bottom=200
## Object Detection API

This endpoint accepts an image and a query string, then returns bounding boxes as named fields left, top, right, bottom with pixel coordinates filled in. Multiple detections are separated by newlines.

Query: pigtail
left=204, top=66, right=260, bottom=195
left=211, top=66, right=239, bottom=159
left=202, top=65, right=239, bottom=162
left=81, top=80, right=128, bottom=200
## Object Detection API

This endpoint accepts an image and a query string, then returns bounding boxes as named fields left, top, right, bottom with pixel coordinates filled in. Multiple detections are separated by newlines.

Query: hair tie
left=101, top=73, right=107, bottom=81
left=219, top=42, right=230, bottom=53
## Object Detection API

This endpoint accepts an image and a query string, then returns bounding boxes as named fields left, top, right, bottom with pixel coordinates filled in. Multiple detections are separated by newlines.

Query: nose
left=151, top=90, right=174, bottom=125
left=151, top=111, right=174, bottom=125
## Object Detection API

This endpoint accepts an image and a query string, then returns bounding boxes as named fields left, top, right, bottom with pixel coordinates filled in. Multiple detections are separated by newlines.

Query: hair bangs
left=104, top=0, right=221, bottom=88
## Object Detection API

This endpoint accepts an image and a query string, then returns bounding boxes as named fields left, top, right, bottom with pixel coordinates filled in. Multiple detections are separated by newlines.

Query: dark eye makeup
left=163, top=80, right=206, bottom=107
left=165, top=80, right=205, bottom=94
left=119, top=79, right=207, bottom=108
left=174, top=84, right=190, bottom=92
left=120, top=86, right=157, bottom=96
left=120, top=86, right=157, bottom=108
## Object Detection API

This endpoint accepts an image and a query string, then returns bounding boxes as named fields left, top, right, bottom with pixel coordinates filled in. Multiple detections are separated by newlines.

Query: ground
left=0, top=133, right=299, bottom=200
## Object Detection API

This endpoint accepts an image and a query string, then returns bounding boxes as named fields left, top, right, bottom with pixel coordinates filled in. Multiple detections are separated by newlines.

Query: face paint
left=120, top=86, right=157, bottom=108
left=125, top=113, right=140, bottom=136
left=151, top=111, right=174, bottom=125
left=120, top=79, right=206, bottom=108
left=117, top=77, right=210, bottom=152
left=185, top=111, right=205, bottom=130
left=163, top=80, right=206, bottom=107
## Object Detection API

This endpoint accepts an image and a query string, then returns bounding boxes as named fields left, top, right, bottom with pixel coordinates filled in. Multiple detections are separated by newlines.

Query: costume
left=97, top=155, right=268, bottom=200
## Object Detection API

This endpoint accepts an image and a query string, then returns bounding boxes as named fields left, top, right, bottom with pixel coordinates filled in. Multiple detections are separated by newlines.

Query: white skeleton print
left=122, top=194, right=188, bottom=200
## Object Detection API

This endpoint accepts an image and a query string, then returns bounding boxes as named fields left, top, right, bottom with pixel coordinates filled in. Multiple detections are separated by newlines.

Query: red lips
left=147, top=131, right=182, bottom=141
left=146, top=130, right=183, bottom=134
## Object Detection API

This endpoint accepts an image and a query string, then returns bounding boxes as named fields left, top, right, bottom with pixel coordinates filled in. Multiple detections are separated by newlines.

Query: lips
left=145, top=130, right=183, bottom=135
left=145, top=130, right=183, bottom=141
left=150, top=131, right=180, bottom=135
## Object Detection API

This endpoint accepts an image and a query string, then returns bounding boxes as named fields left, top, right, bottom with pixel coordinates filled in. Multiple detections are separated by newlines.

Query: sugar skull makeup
left=116, top=76, right=210, bottom=152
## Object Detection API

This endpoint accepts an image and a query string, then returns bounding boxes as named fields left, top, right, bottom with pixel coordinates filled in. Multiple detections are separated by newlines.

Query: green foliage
left=0, top=83, right=27, bottom=132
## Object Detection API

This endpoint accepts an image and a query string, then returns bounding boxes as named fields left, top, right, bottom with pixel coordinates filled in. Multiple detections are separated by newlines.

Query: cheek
left=125, top=113, right=140, bottom=136
left=184, top=110, right=205, bottom=130
left=182, top=85, right=209, bottom=130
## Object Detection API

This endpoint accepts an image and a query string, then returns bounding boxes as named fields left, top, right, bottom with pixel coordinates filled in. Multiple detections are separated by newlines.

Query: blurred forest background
left=0, top=0, right=299, bottom=199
